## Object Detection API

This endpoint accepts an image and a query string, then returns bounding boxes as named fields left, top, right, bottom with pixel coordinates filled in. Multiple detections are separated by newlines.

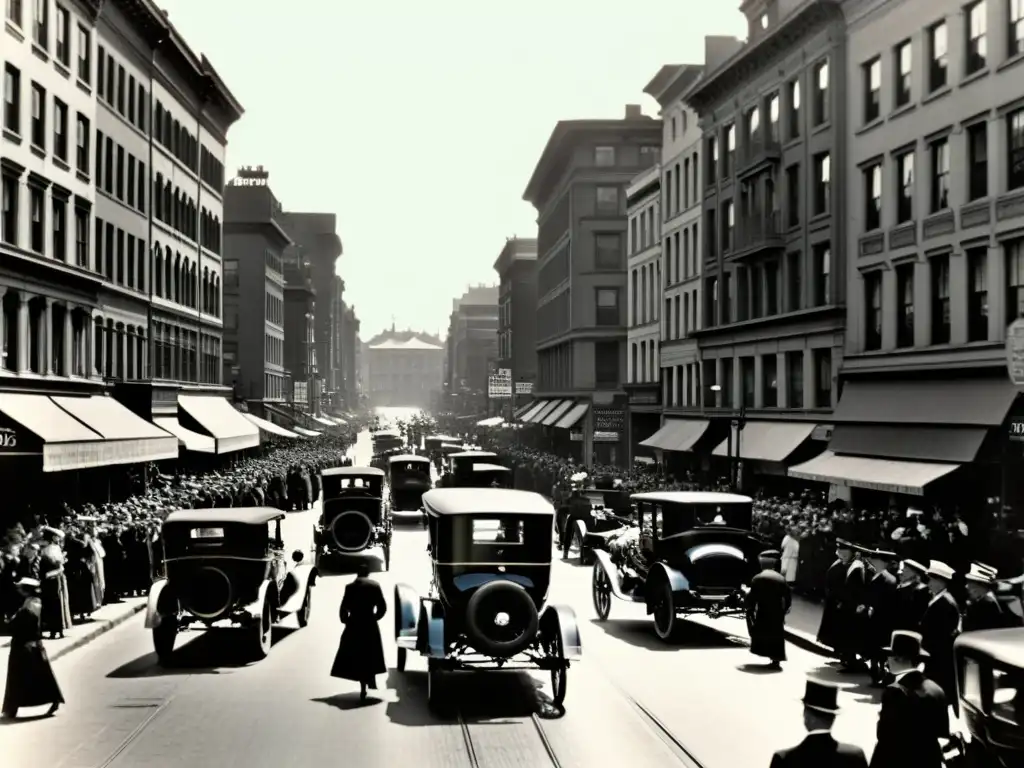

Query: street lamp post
left=709, top=384, right=747, bottom=490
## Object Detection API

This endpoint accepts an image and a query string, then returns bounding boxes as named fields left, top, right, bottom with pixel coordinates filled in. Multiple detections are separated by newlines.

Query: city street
left=0, top=433, right=884, bottom=767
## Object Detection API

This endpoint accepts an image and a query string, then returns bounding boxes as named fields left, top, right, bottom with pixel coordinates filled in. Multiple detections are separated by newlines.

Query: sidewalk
left=0, top=597, right=146, bottom=662
left=784, top=594, right=830, bottom=655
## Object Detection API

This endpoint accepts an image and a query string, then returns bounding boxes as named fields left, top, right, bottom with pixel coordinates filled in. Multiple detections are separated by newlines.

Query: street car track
left=92, top=688, right=181, bottom=768
left=456, top=710, right=563, bottom=767
left=625, top=696, right=708, bottom=767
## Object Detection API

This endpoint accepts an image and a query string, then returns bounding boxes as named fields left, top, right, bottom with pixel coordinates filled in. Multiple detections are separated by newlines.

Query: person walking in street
left=868, top=630, right=948, bottom=768
left=2, top=577, right=64, bottom=719
left=38, top=528, right=71, bottom=640
left=920, top=560, right=961, bottom=715
left=865, top=549, right=899, bottom=686
left=816, top=539, right=854, bottom=657
left=838, top=543, right=869, bottom=672
left=330, top=561, right=387, bottom=702
left=746, top=549, right=791, bottom=669
left=768, top=677, right=868, bottom=767
left=780, top=526, right=800, bottom=592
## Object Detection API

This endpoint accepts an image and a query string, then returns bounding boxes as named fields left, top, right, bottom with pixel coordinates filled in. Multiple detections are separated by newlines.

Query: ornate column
left=63, top=304, right=73, bottom=376
left=17, top=293, right=30, bottom=374
left=43, top=298, right=54, bottom=375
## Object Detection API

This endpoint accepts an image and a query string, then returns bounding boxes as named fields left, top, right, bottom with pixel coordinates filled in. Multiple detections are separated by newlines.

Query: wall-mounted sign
left=594, top=430, right=620, bottom=443
left=594, top=409, right=625, bottom=432
left=1008, top=319, right=1024, bottom=386
left=0, top=427, right=16, bottom=449
left=231, top=177, right=267, bottom=187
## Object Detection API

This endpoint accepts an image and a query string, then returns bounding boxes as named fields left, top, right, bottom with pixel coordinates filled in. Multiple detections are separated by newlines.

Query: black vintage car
left=388, top=453, right=433, bottom=519
left=371, top=430, right=405, bottom=455
left=441, top=450, right=498, bottom=487
left=394, top=488, right=582, bottom=711
left=953, top=628, right=1024, bottom=766
left=467, top=463, right=513, bottom=488
left=144, top=507, right=317, bottom=662
left=592, top=491, right=763, bottom=641
left=557, top=481, right=633, bottom=564
left=315, top=466, right=393, bottom=570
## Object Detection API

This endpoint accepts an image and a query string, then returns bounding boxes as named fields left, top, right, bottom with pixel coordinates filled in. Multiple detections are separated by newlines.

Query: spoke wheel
left=545, top=628, right=567, bottom=706
left=253, top=599, right=272, bottom=659
left=297, top=585, right=312, bottom=628
left=592, top=566, right=612, bottom=621
left=652, top=581, right=677, bottom=642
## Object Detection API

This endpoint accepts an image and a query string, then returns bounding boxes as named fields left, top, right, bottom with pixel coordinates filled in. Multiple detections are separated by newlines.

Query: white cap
left=927, top=560, right=955, bottom=581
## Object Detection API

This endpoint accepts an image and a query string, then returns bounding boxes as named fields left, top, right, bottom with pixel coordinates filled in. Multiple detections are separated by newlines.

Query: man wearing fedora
left=769, top=677, right=868, bottom=767
left=920, top=560, right=960, bottom=712
left=894, top=559, right=930, bottom=632
left=869, top=630, right=948, bottom=768
left=864, top=549, right=899, bottom=686
left=2, top=576, right=64, bottom=719
left=816, top=540, right=857, bottom=664
left=963, top=562, right=1008, bottom=631
left=745, top=549, right=791, bottom=669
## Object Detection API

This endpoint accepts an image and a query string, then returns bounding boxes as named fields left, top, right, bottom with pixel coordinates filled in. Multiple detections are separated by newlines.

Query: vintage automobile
left=952, top=628, right=1024, bottom=766
left=371, top=430, right=405, bottom=454
left=440, top=450, right=498, bottom=487
left=425, top=435, right=460, bottom=453
left=145, top=507, right=317, bottom=662
left=371, top=446, right=406, bottom=471
left=557, top=479, right=633, bottom=564
left=465, top=463, right=513, bottom=488
left=315, top=466, right=393, bottom=570
left=394, top=488, right=581, bottom=710
left=592, top=491, right=763, bottom=641
left=388, top=453, right=433, bottom=519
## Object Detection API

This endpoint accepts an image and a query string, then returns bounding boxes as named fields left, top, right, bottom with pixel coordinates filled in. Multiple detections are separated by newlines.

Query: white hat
left=927, top=560, right=955, bottom=581
left=972, top=562, right=998, bottom=579
left=966, top=563, right=997, bottom=585
left=16, top=577, right=40, bottom=588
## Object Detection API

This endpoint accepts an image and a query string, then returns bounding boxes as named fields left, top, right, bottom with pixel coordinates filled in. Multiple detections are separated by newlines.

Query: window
left=1012, top=0, right=1024, bottom=57
left=865, top=272, right=882, bottom=350
left=55, top=5, right=69, bottom=65
left=104, top=136, right=113, bottom=194
left=32, top=0, right=47, bottom=49
left=894, top=40, right=912, bottom=107
left=74, top=206, right=87, bottom=266
left=741, top=357, right=755, bottom=408
left=127, top=156, right=135, bottom=206
left=863, top=57, right=881, bottom=123
left=595, top=288, right=619, bottom=326
left=29, top=186, right=44, bottom=253
left=765, top=260, right=779, bottom=315
left=813, top=348, right=832, bottom=408
left=930, top=138, right=950, bottom=212
left=767, top=93, right=779, bottom=142
left=897, top=151, right=914, bottom=223
left=705, top=276, right=718, bottom=326
left=1, top=175, right=17, bottom=246
left=813, top=153, right=830, bottom=215
left=787, top=251, right=802, bottom=312
left=968, top=123, right=988, bottom=200
left=594, top=146, right=615, bottom=167
left=813, top=243, right=830, bottom=306
left=1007, top=240, right=1024, bottom=323
left=1009, top=109, right=1024, bottom=191
left=961, top=248, right=990, bottom=343
left=745, top=105, right=760, bottom=145
left=30, top=82, right=45, bottom=149
left=53, top=98, right=67, bottom=160
left=786, top=164, right=800, bottom=227
left=77, top=25, right=91, bottom=84
left=812, top=59, right=829, bottom=125
left=762, top=354, right=777, bottom=407
left=116, top=145, right=124, bottom=199
left=52, top=196, right=66, bottom=261
left=723, top=124, right=735, bottom=176
left=594, top=340, right=619, bottom=388
left=928, top=21, right=948, bottom=92
left=965, top=1, right=987, bottom=74
left=97, top=45, right=105, bottom=99
left=6, top=0, right=22, bottom=26
left=864, top=163, right=882, bottom=231
left=595, top=186, right=618, bottom=214
left=786, top=351, right=804, bottom=408
left=722, top=200, right=734, bottom=251
left=787, top=78, right=800, bottom=139
left=116, top=65, right=125, bottom=114
left=594, top=233, right=622, bottom=270
left=76, top=113, right=90, bottom=173
left=3, top=64, right=21, bottom=135
left=931, top=255, right=951, bottom=344
left=707, top=136, right=718, bottom=184
left=896, top=263, right=915, bottom=347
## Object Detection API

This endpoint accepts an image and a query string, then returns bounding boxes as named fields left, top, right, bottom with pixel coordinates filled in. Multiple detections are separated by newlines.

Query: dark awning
left=51, top=395, right=179, bottom=465
left=712, top=421, right=816, bottom=462
left=640, top=419, right=710, bottom=452
left=829, top=424, right=987, bottom=463
left=834, top=378, right=1018, bottom=426
left=789, top=450, right=959, bottom=496
left=178, top=395, right=260, bottom=453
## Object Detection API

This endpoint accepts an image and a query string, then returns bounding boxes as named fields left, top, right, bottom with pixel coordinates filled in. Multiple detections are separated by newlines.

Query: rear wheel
left=592, top=566, right=612, bottom=621
left=253, top=599, right=273, bottom=659
left=545, top=626, right=567, bottom=706
left=652, top=581, right=677, bottom=642
left=153, top=617, right=177, bottom=664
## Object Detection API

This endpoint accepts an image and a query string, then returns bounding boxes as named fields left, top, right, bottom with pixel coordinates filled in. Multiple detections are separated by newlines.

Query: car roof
left=632, top=491, right=754, bottom=505
left=164, top=507, right=284, bottom=526
left=427, top=434, right=459, bottom=442
left=372, top=430, right=401, bottom=437
left=423, top=488, right=553, bottom=516
left=474, top=463, right=510, bottom=472
left=389, top=454, right=430, bottom=463
left=322, top=466, right=386, bottom=478
left=449, top=450, right=497, bottom=459
left=956, top=628, right=1024, bottom=669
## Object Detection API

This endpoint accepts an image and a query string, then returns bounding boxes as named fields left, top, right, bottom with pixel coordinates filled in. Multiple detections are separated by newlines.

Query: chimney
left=624, top=104, right=643, bottom=119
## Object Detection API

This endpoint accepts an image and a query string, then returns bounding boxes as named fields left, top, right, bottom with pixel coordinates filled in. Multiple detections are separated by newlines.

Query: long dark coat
left=746, top=568, right=791, bottom=661
left=964, top=592, right=1009, bottom=632
left=331, top=577, right=387, bottom=685
left=39, top=545, right=71, bottom=633
left=893, top=581, right=930, bottom=632
left=868, top=669, right=948, bottom=768
left=867, top=569, right=898, bottom=651
left=920, top=590, right=960, bottom=709
left=837, top=560, right=869, bottom=658
left=3, top=596, right=64, bottom=715
left=770, top=733, right=868, bottom=768
left=817, top=558, right=847, bottom=650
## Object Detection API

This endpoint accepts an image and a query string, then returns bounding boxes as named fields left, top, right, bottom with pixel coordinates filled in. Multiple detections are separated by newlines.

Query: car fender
left=644, top=562, right=690, bottom=613
left=144, top=577, right=172, bottom=629
left=278, top=564, right=317, bottom=614
left=417, top=600, right=445, bottom=658
left=541, top=604, right=582, bottom=660
left=242, top=580, right=274, bottom=621
left=591, top=550, right=633, bottom=602
left=573, top=517, right=588, bottom=543
left=394, top=583, right=419, bottom=649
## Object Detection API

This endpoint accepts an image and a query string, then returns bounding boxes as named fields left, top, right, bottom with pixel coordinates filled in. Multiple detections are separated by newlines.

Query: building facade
left=624, top=164, right=662, bottom=458
left=787, top=0, right=1024, bottom=509
left=521, top=107, right=661, bottom=465
left=340, top=303, right=359, bottom=408
left=222, top=165, right=289, bottom=404
left=444, top=285, right=498, bottom=415
left=282, top=247, right=317, bottom=413
left=367, top=329, right=443, bottom=409
left=493, top=237, right=538, bottom=418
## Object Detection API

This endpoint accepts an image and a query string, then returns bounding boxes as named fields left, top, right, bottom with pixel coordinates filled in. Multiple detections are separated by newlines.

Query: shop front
left=625, top=381, right=661, bottom=463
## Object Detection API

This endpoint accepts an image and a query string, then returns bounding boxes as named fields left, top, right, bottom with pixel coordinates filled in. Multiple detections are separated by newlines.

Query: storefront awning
left=51, top=395, right=179, bottom=465
left=528, top=401, right=561, bottom=424
left=311, top=415, right=338, bottom=428
left=834, top=378, right=1018, bottom=426
left=541, top=400, right=575, bottom=426
left=788, top=450, right=960, bottom=496
left=476, top=416, right=504, bottom=427
left=294, top=427, right=322, bottom=437
left=513, top=402, right=536, bottom=419
left=518, top=401, right=548, bottom=423
left=829, top=424, right=988, bottom=463
left=640, top=419, right=710, bottom=452
left=242, top=412, right=300, bottom=439
left=178, top=395, right=260, bottom=453
left=555, top=403, right=589, bottom=430
left=153, top=418, right=216, bottom=453
left=712, top=421, right=816, bottom=462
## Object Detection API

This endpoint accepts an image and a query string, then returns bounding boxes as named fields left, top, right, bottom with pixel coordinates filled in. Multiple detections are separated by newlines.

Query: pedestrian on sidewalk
left=746, top=549, right=791, bottom=669
left=816, top=540, right=852, bottom=657
left=781, top=525, right=800, bottom=591
left=330, top=561, right=387, bottom=702
left=2, top=577, right=64, bottom=720
left=921, top=560, right=961, bottom=715
left=768, top=677, right=867, bottom=767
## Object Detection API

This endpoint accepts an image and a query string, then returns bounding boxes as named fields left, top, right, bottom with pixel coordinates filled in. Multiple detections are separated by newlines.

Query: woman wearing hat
left=38, top=528, right=71, bottom=640
left=2, top=577, right=64, bottom=719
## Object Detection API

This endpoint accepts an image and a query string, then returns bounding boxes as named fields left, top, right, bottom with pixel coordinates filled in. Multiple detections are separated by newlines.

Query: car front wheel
left=153, top=617, right=177, bottom=664
left=253, top=599, right=273, bottom=659
left=297, top=585, right=312, bottom=628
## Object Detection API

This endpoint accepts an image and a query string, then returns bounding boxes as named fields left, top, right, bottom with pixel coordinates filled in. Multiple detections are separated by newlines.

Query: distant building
left=366, top=329, right=443, bottom=409
left=444, top=285, right=498, bottom=415
left=283, top=247, right=318, bottom=413
left=493, top=238, right=538, bottom=418
left=340, top=303, right=359, bottom=408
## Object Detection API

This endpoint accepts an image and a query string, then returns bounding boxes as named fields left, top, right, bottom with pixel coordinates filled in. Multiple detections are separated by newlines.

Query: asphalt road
left=0, top=430, right=885, bottom=767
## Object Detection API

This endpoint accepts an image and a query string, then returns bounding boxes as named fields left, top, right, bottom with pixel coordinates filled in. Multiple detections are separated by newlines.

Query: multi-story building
left=222, top=165, right=289, bottom=406
left=684, top=2, right=847, bottom=483
left=282, top=246, right=317, bottom=414
left=624, top=164, right=662, bottom=457
left=444, top=285, right=498, bottom=416
left=789, top=0, right=1024, bottom=510
left=367, top=329, right=443, bottom=409
left=521, top=107, right=660, bottom=465
left=340, top=302, right=359, bottom=409
left=493, top=237, right=537, bottom=420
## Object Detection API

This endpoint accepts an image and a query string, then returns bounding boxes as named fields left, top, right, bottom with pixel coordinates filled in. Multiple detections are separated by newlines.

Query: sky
left=157, top=0, right=746, bottom=340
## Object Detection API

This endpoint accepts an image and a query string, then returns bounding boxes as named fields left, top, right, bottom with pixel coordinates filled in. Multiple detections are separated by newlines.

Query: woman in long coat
left=745, top=551, right=792, bottom=667
left=331, top=562, right=387, bottom=700
left=39, top=529, right=72, bottom=639
left=2, top=577, right=64, bottom=718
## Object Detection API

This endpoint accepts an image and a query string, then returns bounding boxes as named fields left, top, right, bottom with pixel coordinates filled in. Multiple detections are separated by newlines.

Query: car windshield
left=660, top=500, right=753, bottom=536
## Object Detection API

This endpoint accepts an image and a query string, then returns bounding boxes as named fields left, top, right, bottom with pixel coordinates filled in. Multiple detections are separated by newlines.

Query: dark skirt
left=3, top=641, right=64, bottom=713
left=748, top=615, right=787, bottom=661
left=330, top=622, right=386, bottom=684
left=816, top=598, right=843, bottom=651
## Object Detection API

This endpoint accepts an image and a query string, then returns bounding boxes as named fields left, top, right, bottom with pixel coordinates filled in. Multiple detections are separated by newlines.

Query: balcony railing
left=739, top=135, right=782, bottom=176
left=732, top=210, right=784, bottom=255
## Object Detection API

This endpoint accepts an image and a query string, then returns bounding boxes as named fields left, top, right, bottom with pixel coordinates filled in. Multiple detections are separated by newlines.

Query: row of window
left=705, top=348, right=832, bottom=411
left=264, top=334, right=283, bottom=367
left=152, top=173, right=222, bottom=254
left=536, top=339, right=620, bottom=391
left=663, top=362, right=701, bottom=408
left=151, top=322, right=221, bottom=384
left=629, top=261, right=661, bottom=327
left=0, top=291, right=90, bottom=377
left=153, top=245, right=222, bottom=316
left=6, top=0, right=92, bottom=87
left=94, top=216, right=145, bottom=290
left=95, top=130, right=146, bottom=213
left=629, top=338, right=659, bottom=383
left=263, top=372, right=284, bottom=401
left=663, top=287, right=699, bottom=342
left=663, top=150, right=700, bottom=220
left=0, top=175, right=89, bottom=264
left=628, top=198, right=659, bottom=255
left=96, top=42, right=147, bottom=133
left=665, top=221, right=699, bottom=286
left=265, top=291, right=283, bottom=326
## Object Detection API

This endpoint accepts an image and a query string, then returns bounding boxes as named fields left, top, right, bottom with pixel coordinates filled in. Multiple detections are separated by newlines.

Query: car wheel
left=652, top=580, right=677, bottom=642
left=545, top=626, right=567, bottom=706
left=297, top=585, right=312, bottom=628
left=592, top=565, right=612, bottom=621
left=397, top=647, right=407, bottom=672
left=153, top=617, right=177, bottom=664
left=253, top=599, right=272, bottom=659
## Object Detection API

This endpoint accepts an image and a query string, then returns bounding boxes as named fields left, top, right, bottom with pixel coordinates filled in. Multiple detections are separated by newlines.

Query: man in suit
left=920, top=560, right=960, bottom=713
left=816, top=540, right=852, bottom=653
left=746, top=549, right=792, bottom=669
left=963, top=563, right=1007, bottom=631
left=894, top=559, right=931, bottom=632
left=865, top=550, right=899, bottom=685
left=869, top=630, right=949, bottom=768
left=769, top=677, right=868, bottom=768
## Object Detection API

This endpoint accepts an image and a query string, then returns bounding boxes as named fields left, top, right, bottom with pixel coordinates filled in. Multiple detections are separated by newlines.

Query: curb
left=784, top=625, right=834, bottom=657
left=0, top=602, right=145, bottom=661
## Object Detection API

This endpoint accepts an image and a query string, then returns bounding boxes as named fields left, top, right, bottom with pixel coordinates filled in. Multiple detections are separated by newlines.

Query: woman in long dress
left=2, top=577, right=64, bottom=718
left=331, top=562, right=387, bottom=701
left=780, top=526, right=801, bottom=591
left=39, top=529, right=71, bottom=639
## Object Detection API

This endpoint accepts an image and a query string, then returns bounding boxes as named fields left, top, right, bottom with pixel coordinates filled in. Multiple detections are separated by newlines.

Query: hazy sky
left=157, top=0, right=745, bottom=339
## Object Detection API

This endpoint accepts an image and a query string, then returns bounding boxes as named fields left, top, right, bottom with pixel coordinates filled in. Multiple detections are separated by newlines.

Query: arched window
left=213, top=216, right=220, bottom=253
left=154, top=245, right=163, bottom=297
left=190, top=263, right=198, bottom=308
left=213, top=276, right=220, bottom=316
left=172, top=189, right=180, bottom=230
left=164, top=246, right=172, bottom=297
left=154, top=173, right=164, bottom=220
left=630, top=343, right=638, bottom=383
left=173, top=252, right=181, bottom=303
left=202, top=267, right=210, bottom=313
left=163, top=182, right=172, bottom=222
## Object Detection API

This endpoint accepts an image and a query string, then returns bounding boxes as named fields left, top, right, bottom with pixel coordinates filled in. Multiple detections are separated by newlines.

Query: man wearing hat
left=865, top=549, right=899, bottom=685
left=745, top=549, right=792, bottom=669
left=2, top=577, right=64, bottom=719
left=920, top=560, right=961, bottom=711
left=768, top=677, right=868, bottom=767
left=963, top=563, right=1008, bottom=631
left=816, top=539, right=855, bottom=657
left=894, top=559, right=930, bottom=632
left=836, top=543, right=870, bottom=671
left=868, top=630, right=948, bottom=768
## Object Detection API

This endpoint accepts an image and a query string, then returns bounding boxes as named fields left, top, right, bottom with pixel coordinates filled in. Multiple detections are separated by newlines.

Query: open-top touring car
left=388, top=453, right=433, bottom=521
left=557, top=476, right=633, bottom=564
left=394, top=488, right=581, bottom=710
left=145, top=507, right=317, bottom=662
left=315, top=466, right=393, bottom=570
left=592, top=491, right=763, bottom=641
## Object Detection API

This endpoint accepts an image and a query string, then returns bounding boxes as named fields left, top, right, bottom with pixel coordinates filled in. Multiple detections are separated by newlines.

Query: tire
left=297, top=585, right=312, bottom=628
left=652, top=580, right=677, bottom=642
left=575, top=529, right=593, bottom=565
left=253, top=599, right=273, bottom=659
left=592, top=565, right=612, bottom=621
left=397, top=647, right=407, bottom=672
left=464, top=580, right=539, bottom=658
left=545, top=624, right=567, bottom=706
left=153, top=618, right=177, bottom=664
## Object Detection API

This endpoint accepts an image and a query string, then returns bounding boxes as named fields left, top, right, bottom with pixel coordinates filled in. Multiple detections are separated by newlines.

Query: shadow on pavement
left=316, top=552, right=385, bottom=577
left=312, top=693, right=384, bottom=710
left=736, top=661, right=785, bottom=674
left=0, top=712, right=54, bottom=725
left=808, top=664, right=883, bottom=704
left=588, top=618, right=746, bottom=651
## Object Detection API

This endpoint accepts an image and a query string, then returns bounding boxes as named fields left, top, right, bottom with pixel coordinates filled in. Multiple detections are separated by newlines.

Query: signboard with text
left=1008, top=319, right=1024, bottom=386
left=593, top=409, right=625, bottom=432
